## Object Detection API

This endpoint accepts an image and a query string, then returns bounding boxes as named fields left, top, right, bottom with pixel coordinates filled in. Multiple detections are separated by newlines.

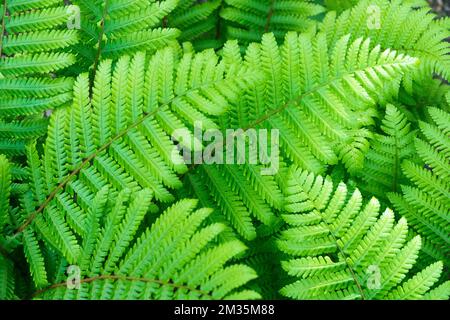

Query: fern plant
left=323, top=0, right=428, bottom=13
left=0, top=0, right=449, bottom=302
left=0, top=0, right=79, bottom=155
left=185, top=31, right=419, bottom=241
left=2, top=185, right=260, bottom=299
left=388, top=107, right=450, bottom=270
left=278, top=166, right=449, bottom=300
left=0, top=46, right=259, bottom=281
left=39, top=192, right=259, bottom=300
left=236, top=31, right=417, bottom=173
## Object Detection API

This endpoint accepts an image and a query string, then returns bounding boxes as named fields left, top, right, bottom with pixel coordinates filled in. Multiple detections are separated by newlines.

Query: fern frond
left=189, top=32, right=418, bottom=240
left=356, top=104, right=415, bottom=200
left=0, top=254, right=16, bottom=300
left=0, top=155, right=11, bottom=230
left=35, top=191, right=260, bottom=300
left=11, top=47, right=258, bottom=266
left=323, top=0, right=428, bottom=13
left=388, top=107, right=450, bottom=269
left=321, top=0, right=450, bottom=90
left=0, top=0, right=79, bottom=154
left=278, top=166, right=449, bottom=300
left=221, top=0, right=325, bottom=45
left=71, top=0, right=180, bottom=72
left=237, top=32, right=418, bottom=173
left=168, top=0, right=223, bottom=50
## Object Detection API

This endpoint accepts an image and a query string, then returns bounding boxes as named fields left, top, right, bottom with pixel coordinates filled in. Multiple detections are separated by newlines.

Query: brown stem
left=0, top=0, right=9, bottom=58
left=264, top=0, right=276, bottom=33
left=91, top=0, right=110, bottom=78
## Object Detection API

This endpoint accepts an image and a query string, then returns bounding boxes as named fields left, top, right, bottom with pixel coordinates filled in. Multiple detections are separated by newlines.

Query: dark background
left=428, top=0, right=450, bottom=16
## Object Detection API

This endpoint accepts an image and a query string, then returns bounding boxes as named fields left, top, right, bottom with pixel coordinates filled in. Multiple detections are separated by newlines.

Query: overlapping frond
left=0, top=254, right=16, bottom=300
left=0, top=155, right=11, bottom=230
left=168, top=0, right=223, bottom=50
left=187, top=31, right=418, bottom=240
left=323, top=0, right=427, bottom=13
left=0, top=0, right=78, bottom=155
left=6, top=47, right=258, bottom=273
left=35, top=191, right=260, bottom=300
left=356, top=104, right=415, bottom=200
left=220, top=0, right=324, bottom=45
left=388, top=107, right=450, bottom=269
left=0, top=0, right=448, bottom=302
left=237, top=31, right=417, bottom=173
left=278, top=166, right=449, bottom=300
left=321, top=0, right=450, bottom=92
left=71, top=0, right=180, bottom=72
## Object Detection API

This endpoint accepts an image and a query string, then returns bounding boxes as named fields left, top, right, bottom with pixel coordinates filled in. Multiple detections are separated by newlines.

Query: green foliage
left=231, top=31, right=416, bottom=173
left=0, top=155, right=11, bottom=230
left=356, top=104, right=415, bottom=200
left=321, top=0, right=450, bottom=90
left=388, top=107, right=450, bottom=269
left=221, top=0, right=324, bottom=45
left=323, top=0, right=428, bottom=13
left=71, top=0, right=180, bottom=72
left=34, top=191, right=259, bottom=300
left=168, top=0, right=223, bottom=50
left=0, top=254, right=16, bottom=300
left=0, top=0, right=78, bottom=155
left=0, top=0, right=449, bottom=301
left=4, top=47, right=257, bottom=278
left=183, top=30, right=419, bottom=240
left=279, top=166, right=449, bottom=300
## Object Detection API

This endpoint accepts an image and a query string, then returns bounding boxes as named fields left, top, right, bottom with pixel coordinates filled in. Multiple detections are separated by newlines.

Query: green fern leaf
left=221, top=0, right=324, bottom=45
left=321, top=0, right=450, bottom=92
left=0, top=1, right=79, bottom=154
left=168, top=0, right=223, bottom=50
left=8, top=47, right=258, bottom=268
left=34, top=190, right=260, bottom=300
left=0, top=254, right=16, bottom=300
left=356, top=104, right=415, bottom=200
left=388, top=107, right=450, bottom=269
left=278, top=166, right=449, bottom=300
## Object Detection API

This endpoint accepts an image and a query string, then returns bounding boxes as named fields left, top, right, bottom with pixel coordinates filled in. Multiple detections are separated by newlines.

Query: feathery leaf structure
left=279, top=166, right=449, bottom=300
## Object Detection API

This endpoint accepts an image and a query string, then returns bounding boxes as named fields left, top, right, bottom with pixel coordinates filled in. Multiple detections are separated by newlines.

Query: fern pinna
left=0, top=0, right=78, bottom=155
left=321, top=0, right=450, bottom=92
left=279, top=166, right=449, bottom=300
left=167, top=0, right=223, bottom=51
left=70, top=0, right=181, bottom=73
